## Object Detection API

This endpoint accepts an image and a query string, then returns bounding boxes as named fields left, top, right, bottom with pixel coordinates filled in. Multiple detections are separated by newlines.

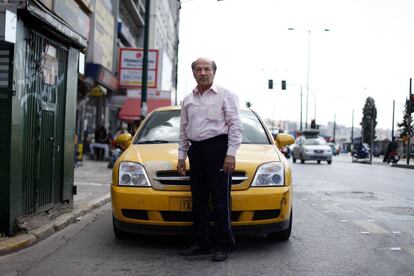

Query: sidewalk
left=0, top=159, right=112, bottom=256
left=371, top=156, right=414, bottom=169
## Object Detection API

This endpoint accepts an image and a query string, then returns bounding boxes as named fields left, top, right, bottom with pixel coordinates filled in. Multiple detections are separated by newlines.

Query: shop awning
left=118, top=97, right=172, bottom=121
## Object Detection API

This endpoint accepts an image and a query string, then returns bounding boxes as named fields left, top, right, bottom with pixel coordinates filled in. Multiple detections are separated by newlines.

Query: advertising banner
left=118, top=48, right=159, bottom=88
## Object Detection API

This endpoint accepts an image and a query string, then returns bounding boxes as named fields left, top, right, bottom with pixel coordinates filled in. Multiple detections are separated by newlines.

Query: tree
left=245, top=101, right=252, bottom=108
left=360, top=97, right=377, bottom=145
left=397, top=98, right=414, bottom=138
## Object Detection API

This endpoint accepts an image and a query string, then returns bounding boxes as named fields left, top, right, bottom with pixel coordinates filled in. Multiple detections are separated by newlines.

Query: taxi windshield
left=133, top=109, right=270, bottom=144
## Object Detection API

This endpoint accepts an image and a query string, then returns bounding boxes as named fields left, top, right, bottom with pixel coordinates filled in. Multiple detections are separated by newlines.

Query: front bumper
left=302, top=152, right=332, bottom=161
left=111, top=186, right=292, bottom=234
left=113, top=215, right=291, bottom=236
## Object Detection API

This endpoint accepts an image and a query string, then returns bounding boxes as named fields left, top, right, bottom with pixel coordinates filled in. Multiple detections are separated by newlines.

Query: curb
left=391, top=163, right=414, bottom=169
left=0, top=194, right=111, bottom=256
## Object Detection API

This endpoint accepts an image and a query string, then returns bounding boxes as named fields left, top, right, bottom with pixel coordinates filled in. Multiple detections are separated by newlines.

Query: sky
left=176, top=0, right=414, bottom=130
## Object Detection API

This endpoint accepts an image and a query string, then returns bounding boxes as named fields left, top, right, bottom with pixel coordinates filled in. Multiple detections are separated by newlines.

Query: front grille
left=122, top=209, right=149, bottom=220
left=252, top=209, right=280, bottom=220
left=161, top=211, right=242, bottom=222
left=154, top=171, right=248, bottom=185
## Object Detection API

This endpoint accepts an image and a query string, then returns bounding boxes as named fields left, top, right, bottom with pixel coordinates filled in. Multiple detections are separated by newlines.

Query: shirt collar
left=192, top=83, right=219, bottom=95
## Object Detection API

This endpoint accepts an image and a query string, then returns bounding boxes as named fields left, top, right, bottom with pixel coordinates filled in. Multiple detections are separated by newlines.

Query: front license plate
left=180, top=199, right=192, bottom=211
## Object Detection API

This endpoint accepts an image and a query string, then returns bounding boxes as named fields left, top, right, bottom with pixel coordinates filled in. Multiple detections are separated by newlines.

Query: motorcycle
left=386, top=149, right=399, bottom=164
left=352, top=143, right=370, bottom=162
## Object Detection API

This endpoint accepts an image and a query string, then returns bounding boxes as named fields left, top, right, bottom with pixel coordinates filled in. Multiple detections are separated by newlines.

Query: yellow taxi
left=111, top=106, right=295, bottom=241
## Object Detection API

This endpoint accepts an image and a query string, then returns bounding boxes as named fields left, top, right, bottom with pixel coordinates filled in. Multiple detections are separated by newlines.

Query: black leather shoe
left=179, top=244, right=210, bottom=256
left=212, top=248, right=230, bottom=261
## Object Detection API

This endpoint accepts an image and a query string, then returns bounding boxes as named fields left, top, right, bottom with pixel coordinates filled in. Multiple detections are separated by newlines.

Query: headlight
left=304, top=147, right=311, bottom=152
left=251, top=162, right=285, bottom=187
left=118, top=162, right=151, bottom=187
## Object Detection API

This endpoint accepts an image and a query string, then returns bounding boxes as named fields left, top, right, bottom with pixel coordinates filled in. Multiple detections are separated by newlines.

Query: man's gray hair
left=191, top=58, right=217, bottom=72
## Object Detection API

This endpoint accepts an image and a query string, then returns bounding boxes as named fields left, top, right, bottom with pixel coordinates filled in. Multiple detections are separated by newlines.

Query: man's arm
left=177, top=101, right=190, bottom=176
left=223, top=91, right=242, bottom=173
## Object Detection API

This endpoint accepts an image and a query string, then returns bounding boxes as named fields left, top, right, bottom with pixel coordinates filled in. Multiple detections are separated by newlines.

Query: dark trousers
left=188, top=134, right=234, bottom=250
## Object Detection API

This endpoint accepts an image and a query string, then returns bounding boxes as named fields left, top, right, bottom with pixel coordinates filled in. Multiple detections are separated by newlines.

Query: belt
left=190, top=134, right=228, bottom=147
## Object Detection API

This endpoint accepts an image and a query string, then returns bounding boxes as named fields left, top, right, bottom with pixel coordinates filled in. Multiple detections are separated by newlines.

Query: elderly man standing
left=177, top=57, right=242, bottom=261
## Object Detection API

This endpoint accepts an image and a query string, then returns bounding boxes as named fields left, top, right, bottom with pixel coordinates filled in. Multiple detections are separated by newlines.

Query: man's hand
left=223, top=155, right=236, bottom=174
left=177, top=159, right=186, bottom=176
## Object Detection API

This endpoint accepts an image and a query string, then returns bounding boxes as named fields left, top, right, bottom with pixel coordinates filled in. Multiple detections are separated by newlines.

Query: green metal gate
left=0, top=43, right=12, bottom=232
left=22, top=29, right=68, bottom=214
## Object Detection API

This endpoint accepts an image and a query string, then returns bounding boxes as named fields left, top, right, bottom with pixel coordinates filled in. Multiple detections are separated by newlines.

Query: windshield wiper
left=136, top=140, right=170, bottom=144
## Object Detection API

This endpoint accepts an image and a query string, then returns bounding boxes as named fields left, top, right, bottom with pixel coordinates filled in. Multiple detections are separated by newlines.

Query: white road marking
left=361, top=231, right=370, bottom=234
left=392, top=231, right=402, bottom=234
left=322, top=204, right=350, bottom=214
left=390, top=247, right=402, bottom=251
left=353, top=220, right=388, bottom=234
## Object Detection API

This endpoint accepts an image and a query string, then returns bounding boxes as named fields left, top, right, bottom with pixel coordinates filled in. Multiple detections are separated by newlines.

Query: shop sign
left=85, top=63, right=118, bottom=92
left=118, top=48, right=158, bottom=89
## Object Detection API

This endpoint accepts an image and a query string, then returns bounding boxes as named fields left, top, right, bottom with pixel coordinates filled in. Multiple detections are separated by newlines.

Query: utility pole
left=370, top=115, right=374, bottom=164
left=407, top=78, right=412, bottom=165
left=351, top=108, right=354, bottom=152
left=333, top=113, right=336, bottom=142
left=288, top=27, right=330, bottom=129
left=391, top=99, right=395, bottom=140
left=140, top=0, right=150, bottom=119
left=300, top=85, right=303, bottom=132
left=305, top=30, right=311, bottom=129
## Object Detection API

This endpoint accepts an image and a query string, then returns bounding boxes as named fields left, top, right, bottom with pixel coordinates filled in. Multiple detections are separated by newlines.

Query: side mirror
left=116, top=133, right=132, bottom=150
left=274, top=133, right=295, bottom=149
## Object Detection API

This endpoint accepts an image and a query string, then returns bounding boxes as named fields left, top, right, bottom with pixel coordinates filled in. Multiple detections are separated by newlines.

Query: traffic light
left=281, top=80, right=286, bottom=90
left=268, top=79, right=273, bottom=89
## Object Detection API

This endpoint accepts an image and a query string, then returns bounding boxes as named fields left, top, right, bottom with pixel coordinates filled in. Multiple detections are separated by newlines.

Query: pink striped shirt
left=178, top=84, right=242, bottom=160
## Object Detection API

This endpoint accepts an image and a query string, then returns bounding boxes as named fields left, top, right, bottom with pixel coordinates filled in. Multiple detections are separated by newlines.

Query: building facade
left=0, top=0, right=87, bottom=235
left=79, top=0, right=180, bottom=157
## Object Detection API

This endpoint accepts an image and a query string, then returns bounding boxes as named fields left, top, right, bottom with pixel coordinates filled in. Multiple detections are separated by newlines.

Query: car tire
left=317, top=160, right=321, bottom=164
left=113, top=215, right=131, bottom=239
left=292, top=157, right=296, bottom=163
left=327, top=160, right=332, bottom=165
left=267, top=209, right=292, bottom=241
left=301, top=159, right=305, bottom=164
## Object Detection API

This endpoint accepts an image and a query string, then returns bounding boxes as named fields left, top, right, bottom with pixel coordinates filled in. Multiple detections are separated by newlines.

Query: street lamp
left=288, top=27, right=330, bottom=129
left=308, top=88, right=317, bottom=124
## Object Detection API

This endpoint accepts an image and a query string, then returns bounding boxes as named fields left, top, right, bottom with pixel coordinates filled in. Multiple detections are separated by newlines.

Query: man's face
left=192, top=60, right=215, bottom=87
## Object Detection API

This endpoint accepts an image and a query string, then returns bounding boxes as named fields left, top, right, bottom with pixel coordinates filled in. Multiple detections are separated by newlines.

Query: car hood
left=118, top=143, right=282, bottom=190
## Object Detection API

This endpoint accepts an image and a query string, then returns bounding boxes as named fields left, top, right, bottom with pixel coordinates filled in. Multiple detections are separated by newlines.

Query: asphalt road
left=1, top=155, right=413, bottom=276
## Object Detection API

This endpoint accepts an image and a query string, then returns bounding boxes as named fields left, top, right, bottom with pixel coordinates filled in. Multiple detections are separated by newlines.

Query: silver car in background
left=291, top=136, right=333, bottom=164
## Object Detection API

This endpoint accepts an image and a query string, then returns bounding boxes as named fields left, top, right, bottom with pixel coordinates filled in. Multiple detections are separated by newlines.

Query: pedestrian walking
left=177, top=57, right=242, bottom=261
